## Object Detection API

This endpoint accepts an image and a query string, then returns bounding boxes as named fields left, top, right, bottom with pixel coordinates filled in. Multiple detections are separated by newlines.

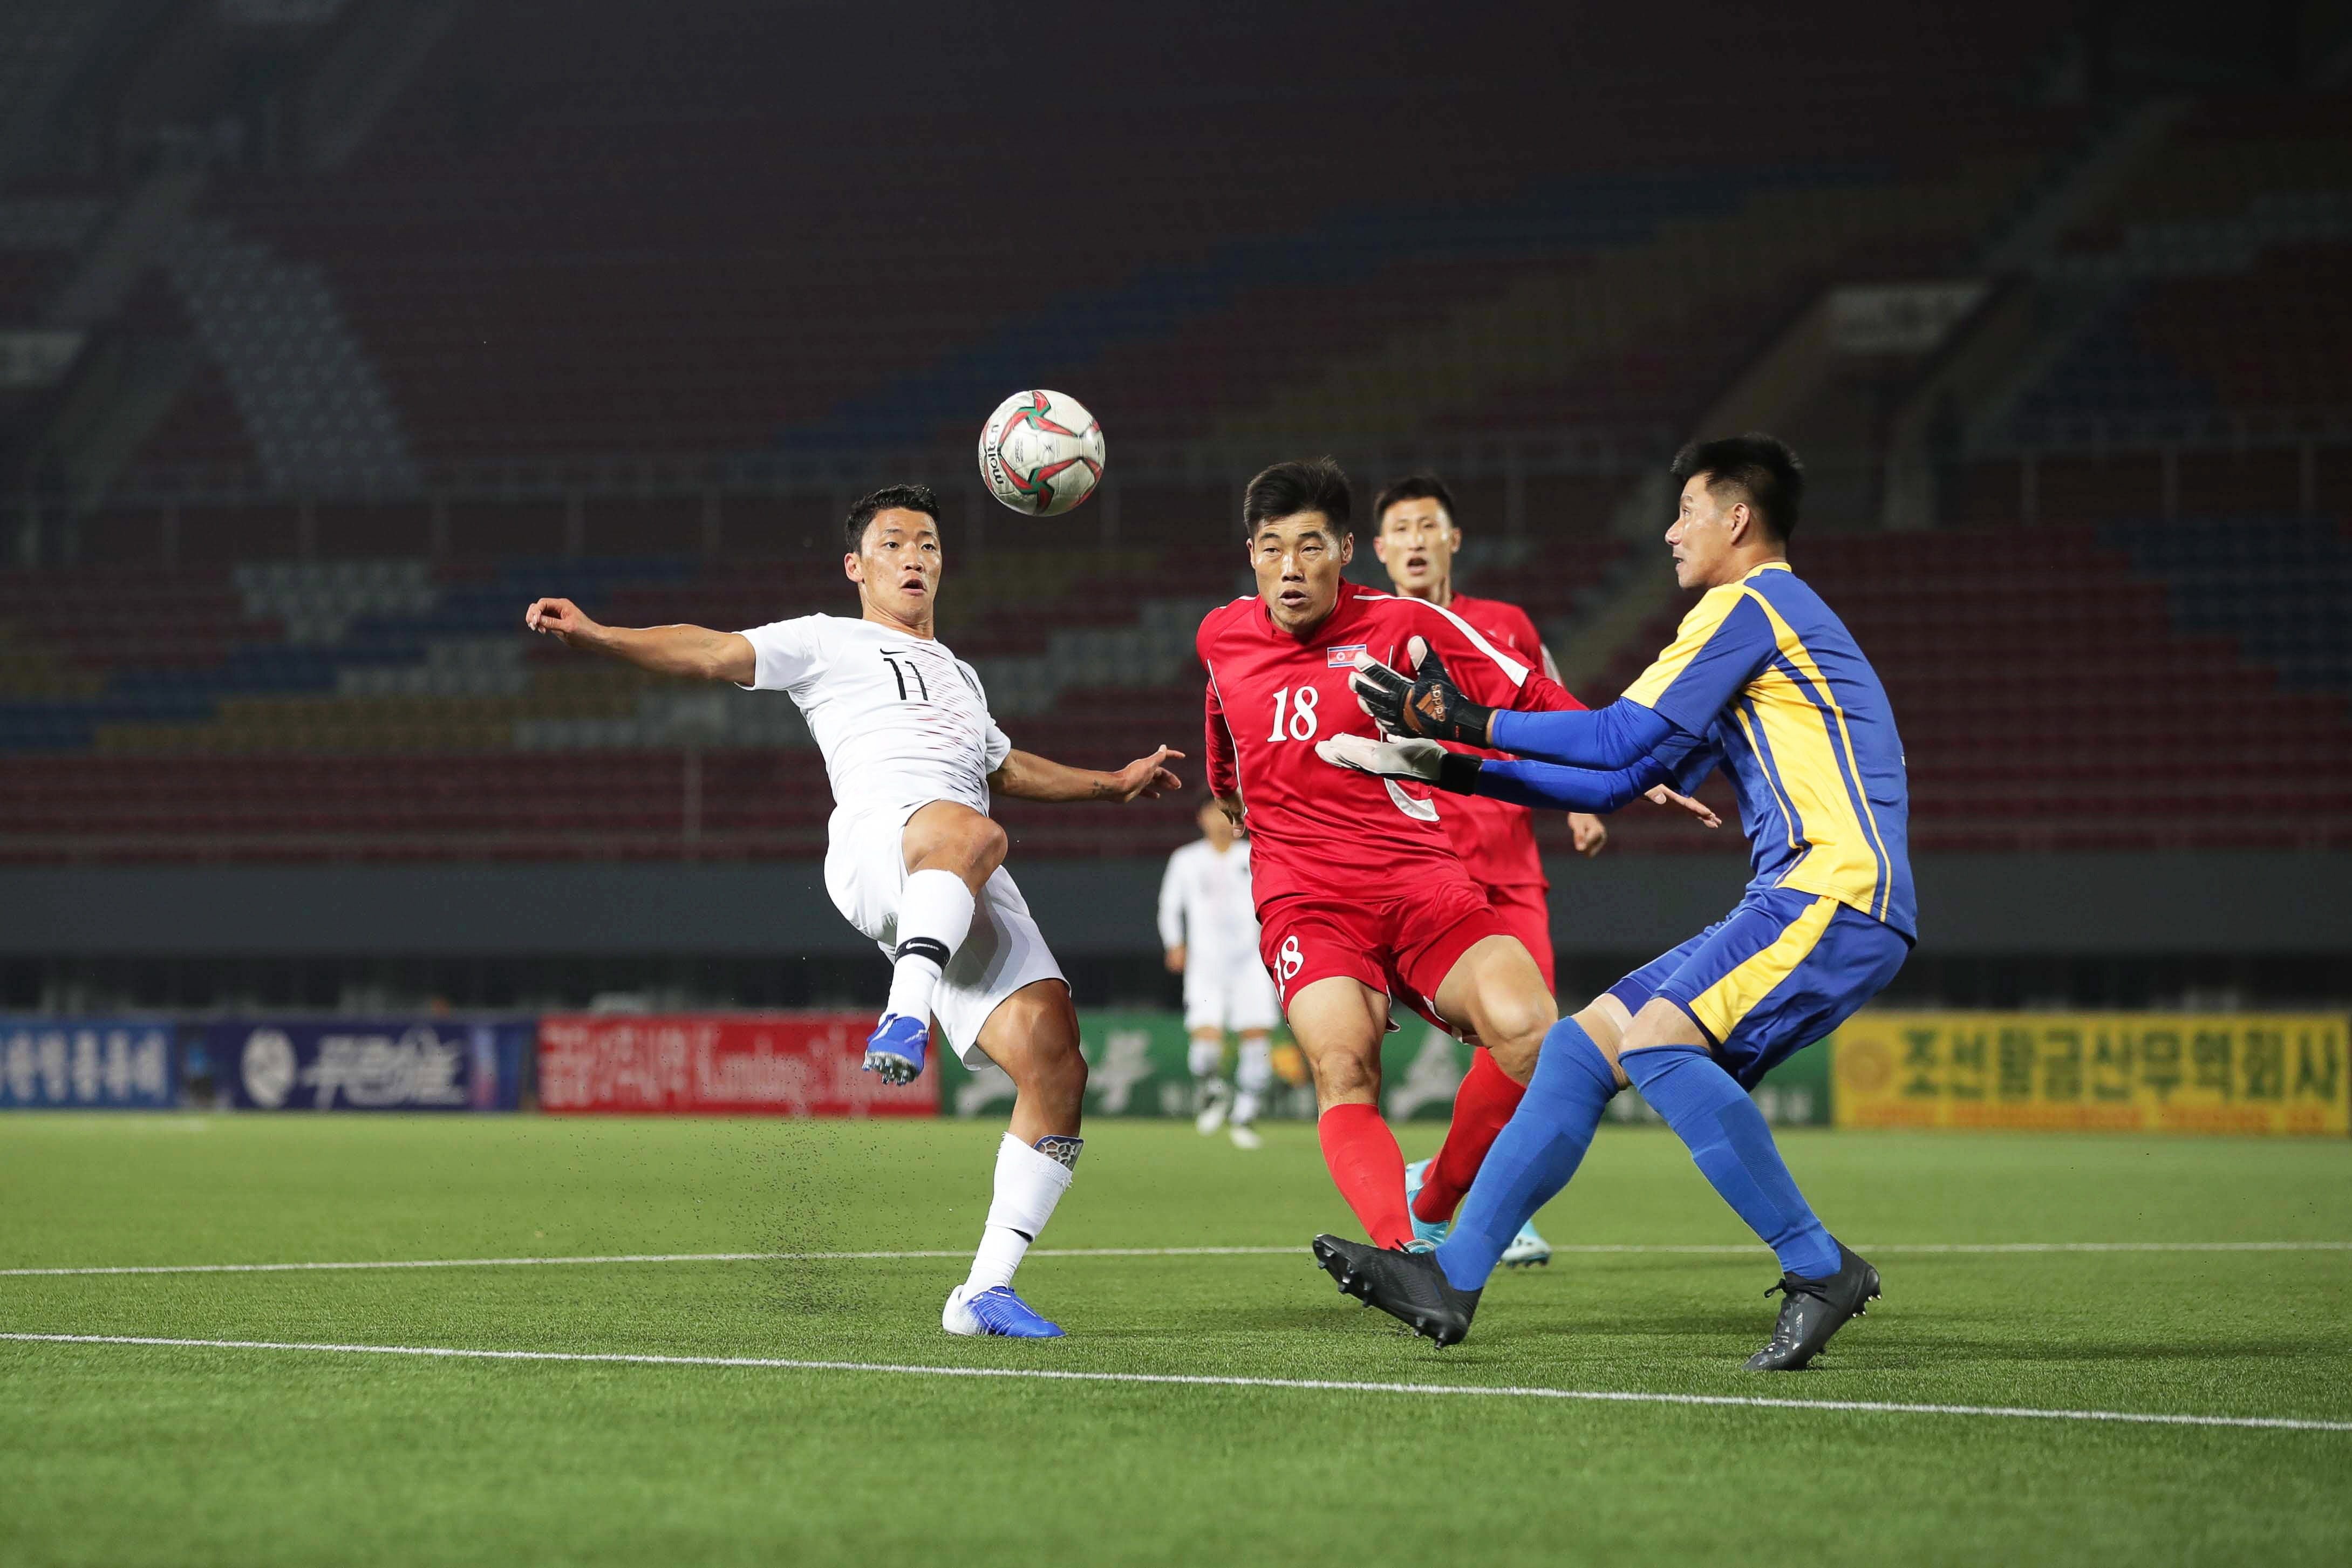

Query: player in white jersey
left=1157, top=796, right=1280, bottom=1149
left=524, top=484, right=1181, bottom=1340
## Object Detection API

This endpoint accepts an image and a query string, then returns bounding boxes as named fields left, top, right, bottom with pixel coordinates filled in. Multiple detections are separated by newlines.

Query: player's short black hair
left=1671, top=434, right=1803, bottom=542
left=845, top=483, right=942, bottom=552
left=1243, top=458, right=1351, bottom=540
left=1372, top=473, right=1458, bottom=529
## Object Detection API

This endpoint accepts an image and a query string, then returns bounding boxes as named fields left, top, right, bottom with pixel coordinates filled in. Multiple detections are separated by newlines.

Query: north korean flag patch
left=1327, top=643, right=1368, bottom=667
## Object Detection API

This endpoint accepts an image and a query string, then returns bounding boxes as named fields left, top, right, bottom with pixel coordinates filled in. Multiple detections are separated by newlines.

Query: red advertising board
left=538, top=1013, right=939, bottom=1116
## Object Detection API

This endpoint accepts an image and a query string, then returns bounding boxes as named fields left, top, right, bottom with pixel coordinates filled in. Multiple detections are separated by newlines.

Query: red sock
left=1316, top=1102, right=1413, bottom=1250
left=1413, top=1049, right=1528, bottom=1225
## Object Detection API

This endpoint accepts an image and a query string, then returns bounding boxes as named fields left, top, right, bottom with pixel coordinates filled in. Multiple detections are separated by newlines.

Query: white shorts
left=824, top=803, right=1067, bottom=1068
left=1183, top=950, right=1281, bottom=1035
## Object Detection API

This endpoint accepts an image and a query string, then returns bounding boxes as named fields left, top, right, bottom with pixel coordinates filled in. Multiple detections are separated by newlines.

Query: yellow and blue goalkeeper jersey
left=1623, top=562, right=1914, bottom=938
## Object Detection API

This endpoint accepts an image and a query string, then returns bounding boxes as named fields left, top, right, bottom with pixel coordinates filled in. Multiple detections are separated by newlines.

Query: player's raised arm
left=990, top=745, right=1184, bottom=803
left=1352, top=636, right=1673, bottom=766
left=524, top=597, right=755, bottom=684
left=1317, top=734, right=1721, bottom=826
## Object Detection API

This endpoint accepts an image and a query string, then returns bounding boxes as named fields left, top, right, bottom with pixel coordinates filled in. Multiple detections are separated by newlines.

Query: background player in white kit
left=1157, top=796, right=1280, bottom=1150
left=524, top=485, right=1181, bottom=1340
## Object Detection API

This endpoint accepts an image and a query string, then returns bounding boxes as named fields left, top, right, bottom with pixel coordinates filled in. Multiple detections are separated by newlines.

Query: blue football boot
left=1404, top=1157, right=1450, bottom=1247
left=863, top=1012, right=928, bottom=1085
left=943, top=1284, right=1065, bottom=1339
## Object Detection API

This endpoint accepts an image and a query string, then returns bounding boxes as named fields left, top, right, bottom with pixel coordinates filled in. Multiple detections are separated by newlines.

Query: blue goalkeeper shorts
left=1605, top=885, right=1910, bottom=1089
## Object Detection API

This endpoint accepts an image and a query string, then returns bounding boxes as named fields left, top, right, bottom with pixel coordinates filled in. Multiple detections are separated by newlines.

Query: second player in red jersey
left=1369, top=474, right=1612, bottom=988
left=1366, top=474, right=1607, bottom=1250
left=1198, top=459, right=1579, bottom=1253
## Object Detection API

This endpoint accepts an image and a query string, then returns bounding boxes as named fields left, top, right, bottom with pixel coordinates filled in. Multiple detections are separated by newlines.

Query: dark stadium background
left=1, top=0, right=2346, bottom=1020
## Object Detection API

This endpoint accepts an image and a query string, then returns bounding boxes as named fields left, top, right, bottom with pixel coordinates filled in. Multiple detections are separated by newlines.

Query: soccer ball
left=977, top=390, right=1106, bottom=516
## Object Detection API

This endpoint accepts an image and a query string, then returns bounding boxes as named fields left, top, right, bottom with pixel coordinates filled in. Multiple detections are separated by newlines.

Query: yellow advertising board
left=1830, top=1013, right=2349, bottom=1136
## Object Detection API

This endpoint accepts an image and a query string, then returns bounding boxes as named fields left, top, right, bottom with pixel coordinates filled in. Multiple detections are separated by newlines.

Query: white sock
left=885, top=869, right=976, bottom=1022
left=1188, top=1034, right=1224, bottom=1081
left=1233, top=1037, right=1273, bottom=1126
left=965, top=1132, right=1078, bottom=1293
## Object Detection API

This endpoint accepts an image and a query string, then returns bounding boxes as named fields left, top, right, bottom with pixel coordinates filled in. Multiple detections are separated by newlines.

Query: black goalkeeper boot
left=1744, top=1242, right=1880, bottom=1371
left=1312, top=1234, right=1482, bottom=1347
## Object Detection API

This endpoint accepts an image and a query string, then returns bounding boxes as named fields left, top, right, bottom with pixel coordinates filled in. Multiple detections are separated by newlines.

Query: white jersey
left=738, top=614, right=1012, bottom=824
left=1157, top=838, right=1262, bottom=969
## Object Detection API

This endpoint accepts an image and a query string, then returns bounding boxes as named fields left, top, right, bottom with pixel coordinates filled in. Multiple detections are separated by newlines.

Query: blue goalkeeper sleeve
left=1468, top=753, right=1674, bottom=812
left=1488, top=699, right=1676, bottom=769
left=1425, top=729, right=1719, bottom=814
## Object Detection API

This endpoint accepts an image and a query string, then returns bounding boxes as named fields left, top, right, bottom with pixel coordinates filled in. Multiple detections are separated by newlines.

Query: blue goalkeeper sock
left=1434, top=1019, right=1617, bottom=1292
left=1620, top=1044, right=1839, bottom=1279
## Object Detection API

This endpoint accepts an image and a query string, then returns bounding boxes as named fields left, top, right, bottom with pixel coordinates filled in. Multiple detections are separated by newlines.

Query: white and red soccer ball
left=977, top=389, right=1106, bottom=516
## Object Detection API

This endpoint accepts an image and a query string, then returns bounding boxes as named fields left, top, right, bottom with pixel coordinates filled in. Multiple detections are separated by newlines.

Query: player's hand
left=1568, top=812, right=1608, bottom=856
left=524, top=596, right=602, bottom=648
left=1314, top=732, right=1446, bottom=783
left=1351, top=638, right=1493, bottom=745
left=1213, top=794, right=1244, bottom=829
left=1106, top=745, right=1184, bottom=802
left=1164, top=945, right=1186, bottom=974
left=1646, top=784, right=1721, bottom=828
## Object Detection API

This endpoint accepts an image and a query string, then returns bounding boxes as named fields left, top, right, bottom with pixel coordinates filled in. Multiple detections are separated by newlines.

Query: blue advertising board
left=200, top=1019, right=529, bottom=1112
left=1, top=1020, right=176, bottom=1108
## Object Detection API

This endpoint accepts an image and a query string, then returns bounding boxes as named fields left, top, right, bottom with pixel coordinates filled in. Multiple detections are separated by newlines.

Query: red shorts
left=1483, top=882, right=1556, bottom=993
left=1257, top=876, right=1515, bottom=1032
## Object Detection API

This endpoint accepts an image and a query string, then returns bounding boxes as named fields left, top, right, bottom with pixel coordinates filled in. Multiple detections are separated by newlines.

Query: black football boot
left=1312, top=1234, right=1482, bottom=1347
left=1744, top=1241, right=1881, bottom=1371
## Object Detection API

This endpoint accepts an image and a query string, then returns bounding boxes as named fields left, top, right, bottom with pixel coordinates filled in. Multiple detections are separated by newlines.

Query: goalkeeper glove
left=1348, top=637, right=1494, bottom=745
left=1314, top=733, right=1483, bottom=795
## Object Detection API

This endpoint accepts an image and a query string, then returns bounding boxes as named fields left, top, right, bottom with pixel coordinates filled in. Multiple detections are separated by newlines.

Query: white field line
left=2, top=1240, right=2348, bottom=1280
left=4, top=1332, right=2347, bottom=1434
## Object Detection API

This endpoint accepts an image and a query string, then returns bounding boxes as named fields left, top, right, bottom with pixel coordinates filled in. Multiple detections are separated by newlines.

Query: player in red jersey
left=1369, top=473, right=1605, bottom=1261
left=1198, top=459, right=1592, bottom=1253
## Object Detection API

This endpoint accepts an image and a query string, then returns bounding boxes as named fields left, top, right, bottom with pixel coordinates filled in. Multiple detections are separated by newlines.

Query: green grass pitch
left=4, top=1114, right=2348, bottom=1566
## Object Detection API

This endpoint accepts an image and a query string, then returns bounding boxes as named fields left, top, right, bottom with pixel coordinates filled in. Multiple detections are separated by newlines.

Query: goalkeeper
left=1311, top=435, right=1915, bottom=1372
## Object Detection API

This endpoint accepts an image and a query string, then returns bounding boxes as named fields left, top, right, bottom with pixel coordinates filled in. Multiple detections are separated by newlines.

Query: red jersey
left=1434, top=592, right=1570, bottom=890
left=1198, top=581, right=1581, bottom=911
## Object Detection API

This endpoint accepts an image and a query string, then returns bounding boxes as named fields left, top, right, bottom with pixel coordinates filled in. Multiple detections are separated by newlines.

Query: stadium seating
left=103, top=0, right=2081, bottom=483
left=4, top=503, right=2347, bottom=861
left=13, top=7, right=2342, bottom=869
left=2008, top=92, right=2352, bottom=448
left=2011, top=244, right=2352, bottom=437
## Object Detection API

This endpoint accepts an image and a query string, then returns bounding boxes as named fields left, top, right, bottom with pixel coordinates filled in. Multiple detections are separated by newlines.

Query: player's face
left=1667, top=475, right=1739, bottom=590
left=1198, top=798, right=1237, bottom=848
left=1250, top=513, right=1352, bottom=635
left=847, top=509, right=943, bottom=624
left=1372, top=500, right=1459, bottom=597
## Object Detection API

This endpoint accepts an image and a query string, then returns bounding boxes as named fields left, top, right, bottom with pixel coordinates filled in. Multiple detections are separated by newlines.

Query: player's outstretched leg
left=943, top=980, right=1085, bottom=1339
left=870, top=805, right=1005, bottom=1084
left=1317, top=1104, right=1412, bottom=1249
left=1229, top=1032, right=1271, bottom=1150
left=1420, top=933, right=1560, bottom=1267
left=1410, top=1048, right=1522, bottom=1233
left=1313, top=1234, right=1481, bottom=1346
left=865, top=867, right=979, bottom=1081
left=1747, top=1243, right=1881, bottom=1371
left=1409, top=1051, right=1553, bottom=1266
left=1617, top=1022, right=1871, bottom=1369
left=1291, top=977, right=1416, bottom=1249
left=1429, top=1017, right=1618, bottom=1302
